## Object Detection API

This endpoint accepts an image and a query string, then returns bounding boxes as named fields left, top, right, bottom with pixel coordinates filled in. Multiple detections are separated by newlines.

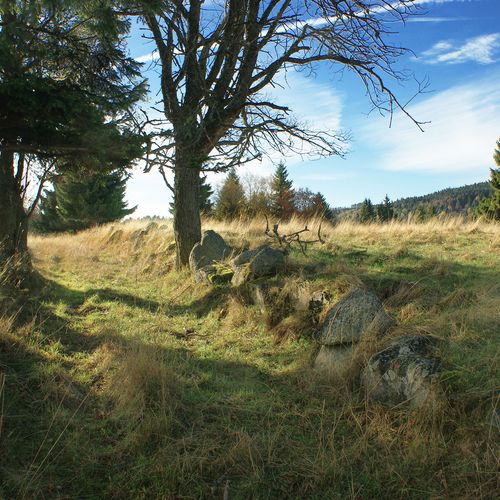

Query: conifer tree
left=35, top=170, right=136, bottom=232
left=214, top=169, right=245, bottom=219
left=311, top=192, right=334, bottom=220
left=376, top=194, right=394, bottom=222
left=0, top=1, right=145, bottom=269
left=271, top=162, right=295, bottom=219
left=169, top=175, right=213, bottom=216
left=359, top=198, right=376, bottom=223
left=477, top=139, right=500, bottom=220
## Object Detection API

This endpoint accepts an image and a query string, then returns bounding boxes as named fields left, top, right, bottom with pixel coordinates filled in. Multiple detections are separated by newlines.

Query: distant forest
left=336, top=182, right=493, bottom=220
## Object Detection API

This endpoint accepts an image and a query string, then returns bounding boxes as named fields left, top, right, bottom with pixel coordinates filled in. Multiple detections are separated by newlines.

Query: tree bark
left=173, top=149, right=201, bottom=268
left=0, top=151, right=29, bottom=264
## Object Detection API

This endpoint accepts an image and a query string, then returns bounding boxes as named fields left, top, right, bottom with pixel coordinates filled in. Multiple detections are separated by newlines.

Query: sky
left=125, top=0, right=500, bottom=217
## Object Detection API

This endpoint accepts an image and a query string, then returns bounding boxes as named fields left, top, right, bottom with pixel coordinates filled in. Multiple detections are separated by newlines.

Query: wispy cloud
left=420, top=33, right=500, bottom=64
left=407, top=16, right=464, bottom=22
left=238, top=69, right=344, bottom=178
left=360, top=74, right=500, bottom=173
left=135, top=51, right=159, bottom=63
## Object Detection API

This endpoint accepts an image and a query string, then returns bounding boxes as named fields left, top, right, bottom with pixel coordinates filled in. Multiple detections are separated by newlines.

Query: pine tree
left=477, top=139, right=500, bottom=220
left=0, top=1, right=145, bottom=268
left=35, top=170, right=136, bottom=232
left=376, top=194, right=394, bottom=222
left=169, top=175, right=213, bottom=216
left=271, top=162, right=295, bottom=219
left=359, top=198, right=375, bottom=223
left=214, top=169, right=245, bottom=219
left=311, top=192, right=334, bottom=220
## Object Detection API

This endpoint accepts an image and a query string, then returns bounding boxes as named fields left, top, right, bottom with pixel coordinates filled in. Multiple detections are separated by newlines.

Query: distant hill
left=392, top=182, right=492, bottom=216
left=335, top=181, right=493, bottom=219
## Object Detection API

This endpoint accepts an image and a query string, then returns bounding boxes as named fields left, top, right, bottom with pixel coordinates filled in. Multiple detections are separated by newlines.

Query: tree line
left=212, top=163, right=333, bottom=221
left=33, top=144, right=500, bottom=233
left=1, top=1, right=498, bottom=282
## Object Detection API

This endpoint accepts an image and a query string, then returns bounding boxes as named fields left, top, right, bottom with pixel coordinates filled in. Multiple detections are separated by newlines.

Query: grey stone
left=189, top=230, right=231, bottom=270
left=194, top=264, right=233, bottom=284
left=313, top=345, right=354, bottom=373
left=231, top=245, right=268, bottom=267
left=317, top=288, right=394, bottom=346
left=231, top=246, right=285, bottom=285
left=362, top=335, right=442, bottom=408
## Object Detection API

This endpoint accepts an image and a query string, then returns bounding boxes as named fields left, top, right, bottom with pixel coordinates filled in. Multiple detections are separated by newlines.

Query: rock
left=195, top=264, right=234, bottom=284
left=313, top=345, right=354, bottom=373
left=317, top=288, right=394, bottom=346
left=231, top=245, right=267, bottom=267
left=189, top=230, right=231, bottom=270
left=362, top=335, right=442, bottom=408
left=231, top=246, right=285, bottom=286
left=288, top=281, right=312, bottom=312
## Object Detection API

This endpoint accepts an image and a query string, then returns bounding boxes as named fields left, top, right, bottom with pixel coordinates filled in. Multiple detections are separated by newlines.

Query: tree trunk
left=173, top=150, right=201, bottom=268
left=0, top=151, right=29, bottom=264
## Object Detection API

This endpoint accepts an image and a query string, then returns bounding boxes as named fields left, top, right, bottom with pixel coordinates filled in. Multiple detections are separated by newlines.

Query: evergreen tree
left=311, top=192, right=334, bottom=220
left=359, top=198, right=375, bottom=223
left=271, top=162, right=295, bottom=219
left=214, top=169, right=245, bottom=219
left=35, top=170, right=136, bottom=232
left=376, top=194, right=394, bottom=222
left=169, top=175, right=213, bottom=216
left=477, top=139, right=500, bottom=220
left=0, top=1, right=145, bottom=268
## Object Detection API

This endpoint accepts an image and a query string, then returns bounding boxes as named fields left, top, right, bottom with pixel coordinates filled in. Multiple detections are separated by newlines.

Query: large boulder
left=189, top=230, right=231, bottom=270
left=362, top=335, right=442, bottom=408
left=313, top=345, right=354, bottom=372
left=231, top=245, right=267, bottom=267
left=317, top=288, right=394, bottom=346
left=231, top=245, right=285, bottom=286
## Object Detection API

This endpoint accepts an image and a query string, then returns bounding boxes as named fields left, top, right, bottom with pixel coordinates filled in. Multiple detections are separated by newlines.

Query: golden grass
left=0, top=215, right=496, bottom=498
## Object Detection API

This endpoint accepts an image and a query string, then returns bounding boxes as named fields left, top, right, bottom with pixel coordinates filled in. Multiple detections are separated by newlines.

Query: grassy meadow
left=0, top=217, right=499, bottom=498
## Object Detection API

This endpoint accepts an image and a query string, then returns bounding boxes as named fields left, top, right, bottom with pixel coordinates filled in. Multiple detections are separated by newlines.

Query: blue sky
left=126, top=0, right=500, bottom=216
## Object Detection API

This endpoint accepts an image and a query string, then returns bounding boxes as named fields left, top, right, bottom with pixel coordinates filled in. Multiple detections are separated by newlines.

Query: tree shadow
left=0, top=275, right=290, bottom=498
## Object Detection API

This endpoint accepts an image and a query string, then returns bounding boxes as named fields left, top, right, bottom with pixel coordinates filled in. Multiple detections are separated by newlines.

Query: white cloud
left=407, top=17, right=464, bottom=23
left=237, top=69, right=344, bottom=178
left=135, top=50, right=159, bottom=63
left=421, top=33, right=500, bottom=64
left=360, top=74, right=500, bottom=173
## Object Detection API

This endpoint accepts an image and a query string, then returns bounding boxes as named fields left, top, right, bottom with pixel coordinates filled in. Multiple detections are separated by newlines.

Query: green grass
left=0, top=219, right=499, bottom=498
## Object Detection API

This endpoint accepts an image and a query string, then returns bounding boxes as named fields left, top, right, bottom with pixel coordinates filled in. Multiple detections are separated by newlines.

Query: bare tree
left=140, top=0, right=425, bottom=267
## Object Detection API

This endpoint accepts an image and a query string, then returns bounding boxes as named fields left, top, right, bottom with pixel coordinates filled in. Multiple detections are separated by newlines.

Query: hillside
left=336, top=181, right=492, bottom=218
left=1, top=218, right=499, bottom=498
left=392, top=181, right=492, bottom=216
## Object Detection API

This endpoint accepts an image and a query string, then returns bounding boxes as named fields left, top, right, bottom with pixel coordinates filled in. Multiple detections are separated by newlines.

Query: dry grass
left=0, top=216, right=497, bottom=498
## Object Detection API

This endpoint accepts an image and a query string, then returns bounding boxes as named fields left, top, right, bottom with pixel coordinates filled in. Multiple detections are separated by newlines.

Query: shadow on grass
left=1, top=254, right=498, bottom=498
left=0, top=273, right=298, bottom=498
